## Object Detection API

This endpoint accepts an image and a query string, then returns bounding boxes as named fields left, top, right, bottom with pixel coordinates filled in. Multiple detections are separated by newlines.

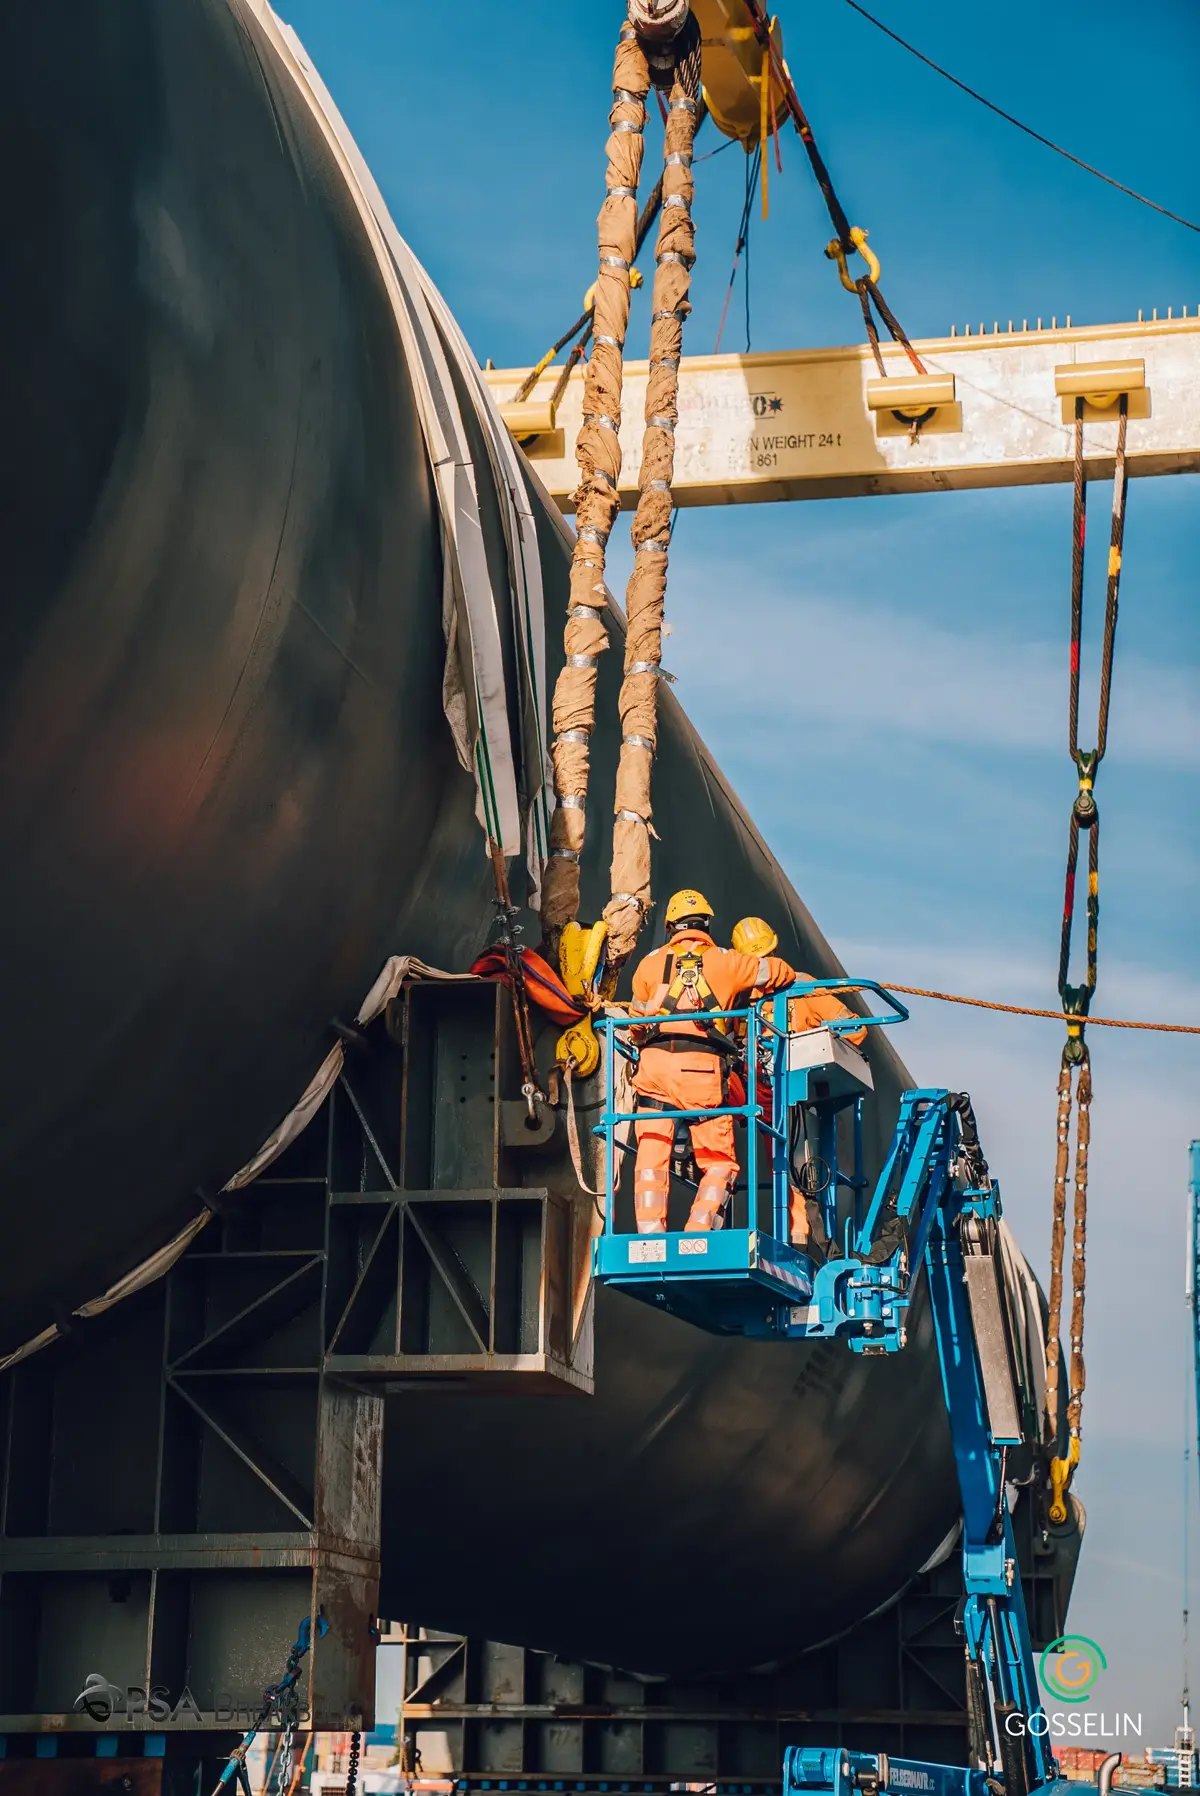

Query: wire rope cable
left=842, top=0, right=1200, bottom=234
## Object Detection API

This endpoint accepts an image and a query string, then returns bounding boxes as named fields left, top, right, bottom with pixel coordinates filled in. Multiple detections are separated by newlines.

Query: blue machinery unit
left=592, top=982, right=1065, bottom=1796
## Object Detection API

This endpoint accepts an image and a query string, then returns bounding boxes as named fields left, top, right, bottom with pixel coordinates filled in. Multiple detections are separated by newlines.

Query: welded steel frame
left=0, top=984, right=589, bottom=1749
left=381, top=1502, right=1079, bottom=1787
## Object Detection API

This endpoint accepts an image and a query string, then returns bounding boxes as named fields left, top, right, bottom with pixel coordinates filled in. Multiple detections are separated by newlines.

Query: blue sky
left=284, top=0, right=1199, bottom=1738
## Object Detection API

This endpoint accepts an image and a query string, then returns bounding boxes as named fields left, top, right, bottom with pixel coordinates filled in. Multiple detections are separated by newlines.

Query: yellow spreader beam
left=485, top=313, right=1200, bottom=507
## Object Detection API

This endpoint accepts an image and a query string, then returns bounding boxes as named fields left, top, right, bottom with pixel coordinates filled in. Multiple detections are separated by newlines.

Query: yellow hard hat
left=732, top=916, right=779, bottom=957
left=664, top=888, right=714, bottom=928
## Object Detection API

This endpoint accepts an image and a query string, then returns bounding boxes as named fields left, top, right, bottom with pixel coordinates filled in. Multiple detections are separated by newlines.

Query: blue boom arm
left=592, top=983, right=1062, bottom=1796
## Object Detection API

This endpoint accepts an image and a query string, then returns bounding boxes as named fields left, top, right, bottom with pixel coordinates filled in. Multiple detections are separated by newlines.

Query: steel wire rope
left=1042, top=393, right=1130, bottom=1524
left=842, top=0, right=1200, bottom=235
left=738, top=0, right=927, bottom=378
left=512, top=103, right=710, bottom=412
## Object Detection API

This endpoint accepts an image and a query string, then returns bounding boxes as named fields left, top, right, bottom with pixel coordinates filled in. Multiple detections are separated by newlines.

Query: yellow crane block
left=694, top=0, right=785, bottom=147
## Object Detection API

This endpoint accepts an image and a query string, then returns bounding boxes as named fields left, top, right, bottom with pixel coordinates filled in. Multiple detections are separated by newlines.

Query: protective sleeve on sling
left=541, top=27, right=652, bottom=942
left=604, top=58, right=699, bottom=964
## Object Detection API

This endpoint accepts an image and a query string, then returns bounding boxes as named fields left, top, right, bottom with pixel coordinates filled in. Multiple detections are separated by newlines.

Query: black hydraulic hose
left=950, top=1092, right=989, bottom=1187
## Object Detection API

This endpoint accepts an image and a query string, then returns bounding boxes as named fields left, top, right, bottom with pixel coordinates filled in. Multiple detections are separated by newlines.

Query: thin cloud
left=663, top=585, right=1200, bottom=770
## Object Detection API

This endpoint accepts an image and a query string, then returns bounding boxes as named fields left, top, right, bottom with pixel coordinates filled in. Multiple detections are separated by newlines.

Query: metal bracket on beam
left=498, top=396, right=563, bottom=458
left=499, top=397, right=556, bottom=436
left=486, top=314, right=1197, bottom=504
left=865, top=372, right=960, bottom=437
left=1055, top=357, right=1148, bottom=422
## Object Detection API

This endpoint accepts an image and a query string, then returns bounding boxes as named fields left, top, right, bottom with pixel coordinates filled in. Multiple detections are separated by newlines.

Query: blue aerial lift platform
left=592, top=981, right=1071, bottom=1796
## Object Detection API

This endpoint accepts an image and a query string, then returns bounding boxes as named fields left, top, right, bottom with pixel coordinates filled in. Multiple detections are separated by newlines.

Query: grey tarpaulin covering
left=256, top=0, right=554, bottom=893
left=0, top=957, right=474, bottom=1375
left=0, top=2, right=564, bottom=1378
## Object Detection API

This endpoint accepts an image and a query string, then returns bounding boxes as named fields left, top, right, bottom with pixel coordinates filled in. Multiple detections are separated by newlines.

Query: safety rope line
left=1043, top=392, right=1130, bottom=1522
left=539, top=19, right=651, bottom=952
left=874, top=984, right=1200, bottom=1033
left=714, top=144, right=763, bottom=354
left=603, top=13, right=702, bottom=969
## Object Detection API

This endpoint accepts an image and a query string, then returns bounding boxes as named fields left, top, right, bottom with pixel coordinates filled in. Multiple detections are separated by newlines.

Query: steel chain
left=345, top=1730, right=363, bottom=1796
left=277, top=1721, right=295, bottom=1796
left=211, top=1615, right=325, bottom=1796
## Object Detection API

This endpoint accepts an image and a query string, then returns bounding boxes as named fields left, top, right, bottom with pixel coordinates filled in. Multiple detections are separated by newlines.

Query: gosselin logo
left=1004, top=1712, right=1143, bottom=1739
left=1040, top=1635, right=1107, bottom=1704
left=999, top=1635, right=1143, bottom=1739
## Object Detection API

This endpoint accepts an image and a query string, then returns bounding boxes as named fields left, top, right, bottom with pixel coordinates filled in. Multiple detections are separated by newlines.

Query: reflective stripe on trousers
left=634, top=1109, right=739, bottom=1234
left=634, top=1166, right=670, bottom=1234
left=686, top=1178, right=733, bottom=1232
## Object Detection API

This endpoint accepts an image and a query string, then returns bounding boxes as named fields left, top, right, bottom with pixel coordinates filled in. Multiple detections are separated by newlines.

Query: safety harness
left=641, top=944, right=740, bottom=1057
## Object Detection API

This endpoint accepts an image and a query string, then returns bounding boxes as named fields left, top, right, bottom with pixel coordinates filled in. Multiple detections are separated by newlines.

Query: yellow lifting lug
left=825, top=226, right=881, bottom=295
left=1055, top=357, right=1147, bottom=423
left=1048, top=1435, right=1080, bottom=1525
left=556, top=1016, right=601, bottom=1081
left=499, top=396, right=558, bottom=439
left=583, top=266, right=643, bottom=315
left=866, top=372, right=956, bottom=423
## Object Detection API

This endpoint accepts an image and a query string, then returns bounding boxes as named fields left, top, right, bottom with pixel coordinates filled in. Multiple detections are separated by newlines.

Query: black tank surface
left=0, top=0, right=958, bottom=1675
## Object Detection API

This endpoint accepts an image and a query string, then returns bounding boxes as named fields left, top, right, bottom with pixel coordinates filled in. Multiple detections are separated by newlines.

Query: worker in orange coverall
left=730, top=918, right=869, bottom=1046
left=731, top=917, right=869, bottom=1246
left=628, top=890, right=798, bottom=1234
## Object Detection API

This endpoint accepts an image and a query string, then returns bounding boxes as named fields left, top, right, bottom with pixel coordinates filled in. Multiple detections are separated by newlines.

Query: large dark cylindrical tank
left=0, top=0, right=960, bottom=1674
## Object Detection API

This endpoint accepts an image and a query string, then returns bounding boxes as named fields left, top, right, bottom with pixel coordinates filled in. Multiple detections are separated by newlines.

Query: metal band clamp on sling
left=540, top=9, right=700, bottom=976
